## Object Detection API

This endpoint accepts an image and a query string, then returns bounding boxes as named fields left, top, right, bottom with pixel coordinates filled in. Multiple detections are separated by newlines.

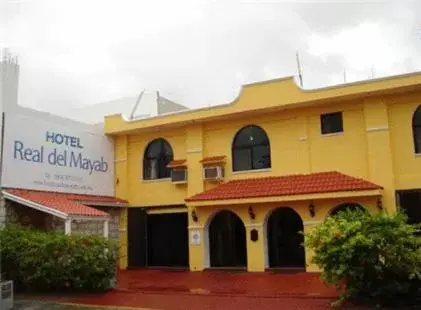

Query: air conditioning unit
left=203, top=166, right=224, bottom=181
left=0, top=281, right=13, bottom=310
left=171, top=168, right=187, bottom=183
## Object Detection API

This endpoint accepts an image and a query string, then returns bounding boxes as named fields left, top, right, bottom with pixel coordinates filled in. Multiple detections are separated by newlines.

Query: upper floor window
left=143, top=138, right=173, bottom=180
left=412, top=106, right=421, bottom=154
left=320, top=112, right=343, bottom=135
left=232, top=125, right=271, bottom=172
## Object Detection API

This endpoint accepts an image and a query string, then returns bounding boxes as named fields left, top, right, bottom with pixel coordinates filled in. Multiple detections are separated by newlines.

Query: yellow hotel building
left=105, top=73, right=421, bottom=272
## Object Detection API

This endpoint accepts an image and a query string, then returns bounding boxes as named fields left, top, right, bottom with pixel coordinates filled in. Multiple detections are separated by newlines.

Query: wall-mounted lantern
left=308, top=201, right=316, bottom=218
left=191, top=209, right=198, bottom=222
left=250, top=229, right=259, bottom=242
left=248, top=206, right=256, bottom=220
left=377, top=198, right=383, bottom=211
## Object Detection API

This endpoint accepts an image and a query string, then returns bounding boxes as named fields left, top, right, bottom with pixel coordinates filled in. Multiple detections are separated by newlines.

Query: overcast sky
left=1, top=0, right=421, bottom=115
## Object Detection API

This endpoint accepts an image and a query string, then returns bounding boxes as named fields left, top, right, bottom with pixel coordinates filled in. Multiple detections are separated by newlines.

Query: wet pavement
left=9, top=270, right=379, bottom=309
left=115, top=269, right=337, bottom=298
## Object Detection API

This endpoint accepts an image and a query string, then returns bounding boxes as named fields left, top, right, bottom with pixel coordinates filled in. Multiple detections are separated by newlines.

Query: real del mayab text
left=13, top=141, right=108, bottom=174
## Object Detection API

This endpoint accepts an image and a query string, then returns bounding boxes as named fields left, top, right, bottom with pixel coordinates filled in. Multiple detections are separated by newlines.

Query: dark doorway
left=397, top=190, right=421, bottom=225
left=330, top=203, right=366, bottom=217
left=209, top=210, right=247, bottom=268
left=128, top=208, right=148, bottom=267
left=127, top=209, right=189, bottom=268
left=147, top=213, right=189, bottom=267
left=267, top=207, right=305, bottom=268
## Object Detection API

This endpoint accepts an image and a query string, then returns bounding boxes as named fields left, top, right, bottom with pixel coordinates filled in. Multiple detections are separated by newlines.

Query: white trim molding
left=188, top=225, right=204, bottom=230
left=245, top=222, right=263, bottom=229
left=366, top=126, right=389, bottom=133
left=232, top=168, right=271, bottom=175
left=77, top=201, right=128, bottom=207
left=2, top=190, right=68, bottom=219
left=187, top=148, right=203, bottom=154
left=70, top=215, right=110, bottom=221
left=303, top=220, right=323, bottom=226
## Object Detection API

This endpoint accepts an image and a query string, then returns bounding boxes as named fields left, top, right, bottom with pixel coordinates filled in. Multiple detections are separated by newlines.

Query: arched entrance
left=208, top=210, right=247, bottom=268
left=267, top=207, right=305, bottom=268
left=330, top=203, right=366, bottom=217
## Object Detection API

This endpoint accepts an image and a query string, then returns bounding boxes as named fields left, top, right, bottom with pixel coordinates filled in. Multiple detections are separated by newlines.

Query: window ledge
left=232, top=168, right=272, bottom=175
left=321, top=131, right=344, bottom=137
left=142, top=178, right=171, bottom=184
left=414, top=153, right=421, bottom=157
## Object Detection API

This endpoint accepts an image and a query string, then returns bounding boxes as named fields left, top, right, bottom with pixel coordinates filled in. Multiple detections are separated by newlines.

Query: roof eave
left=76, top=201, right=128, bottom=207
left=2, top=190, right=69, bottom=219
left=186, top=188, right=383, bottom=207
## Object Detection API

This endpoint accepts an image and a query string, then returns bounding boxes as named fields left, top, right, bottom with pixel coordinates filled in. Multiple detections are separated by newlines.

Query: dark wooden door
left=128, top=208, right=148, bottom=267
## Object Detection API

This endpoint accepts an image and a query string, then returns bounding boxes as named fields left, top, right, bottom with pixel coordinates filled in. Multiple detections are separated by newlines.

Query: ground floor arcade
left=121, top=172, right=387, bottom=272
left=125, top=198, right=380, bottom=272
left=124, top=176, right=383, bottom=272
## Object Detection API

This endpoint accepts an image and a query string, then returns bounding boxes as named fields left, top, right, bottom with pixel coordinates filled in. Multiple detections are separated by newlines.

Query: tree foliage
left=305, top=209, right=421, bottom=307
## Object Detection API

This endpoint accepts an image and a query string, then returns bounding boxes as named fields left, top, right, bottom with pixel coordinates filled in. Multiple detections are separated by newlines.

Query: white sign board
left=1, top=113, right=114, bottom=196
left=190, top=230, right=201, bottom=246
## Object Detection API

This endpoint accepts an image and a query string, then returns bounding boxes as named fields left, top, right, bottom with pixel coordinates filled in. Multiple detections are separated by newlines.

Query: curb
left=114, top=287, right=337, bottom=299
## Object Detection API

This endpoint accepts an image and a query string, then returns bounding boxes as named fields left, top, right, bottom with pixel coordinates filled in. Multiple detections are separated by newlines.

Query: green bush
left=305, top=209, right=421, bottom=307
left=0, top=226, right=117, bottom=292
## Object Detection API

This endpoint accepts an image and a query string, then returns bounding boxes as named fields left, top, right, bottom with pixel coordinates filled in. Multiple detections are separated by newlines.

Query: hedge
left=0, top=226, right=117, bottom=292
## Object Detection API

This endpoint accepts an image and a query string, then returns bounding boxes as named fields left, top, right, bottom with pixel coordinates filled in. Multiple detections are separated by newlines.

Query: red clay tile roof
left=3, top=189, right=127, bottom=217
left=167, top=159, right=187, bottom=168
left=200, top=156, right=226, bottom=164
left=186, top=171, right=382, bottom=202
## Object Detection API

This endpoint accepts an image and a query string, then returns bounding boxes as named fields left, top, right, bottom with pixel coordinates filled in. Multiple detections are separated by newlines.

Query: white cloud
left=1, top=0, right=420, bottom=115
left=308, top=22, right=410, bottom=72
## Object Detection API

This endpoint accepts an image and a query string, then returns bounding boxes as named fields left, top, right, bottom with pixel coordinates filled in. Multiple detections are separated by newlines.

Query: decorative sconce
left=308, top=201, right=316, bottom=218
left=377, top=198, right=383, bottom=211
left=248, top=206, right=256, bottom=220
left=191, top=209, right=198, bottom=222
left=250, top=229, right=259, bottom=242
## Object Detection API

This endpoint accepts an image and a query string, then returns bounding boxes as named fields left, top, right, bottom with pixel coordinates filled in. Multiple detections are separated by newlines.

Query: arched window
left=143, top=138, right=173, bottom=180
left=232, top=125, right=271, bottom=172
left=413, top=105, right=421, bottom=154
left=329, top=203, right=366, bottom=217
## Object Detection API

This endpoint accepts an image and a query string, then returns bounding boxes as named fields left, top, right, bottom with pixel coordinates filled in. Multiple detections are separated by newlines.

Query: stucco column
left=303, top=220, right=322, bottom=272
left=186, top=124, right=204, bottom=197
left=188, top=222, right=206, bottom=271
left=118, top=208, right=128, bottom=270
left=364, top=99, right=396, bottom=213
left=0, top=193, right=6, bottom=229
left=65, top=218, right=72, bottom=235
left=103, top=220, right=109, bottom=238
left=245, top=222, right=266, bottom=272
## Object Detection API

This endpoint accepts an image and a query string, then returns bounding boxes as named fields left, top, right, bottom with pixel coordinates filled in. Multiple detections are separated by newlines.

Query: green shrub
left=0, top=226, right=117, bottom=292
left=305, top=209, right=421, bottom=307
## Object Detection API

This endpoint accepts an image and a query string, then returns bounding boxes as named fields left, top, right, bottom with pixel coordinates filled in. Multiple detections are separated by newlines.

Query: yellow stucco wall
left=107, top=73, right=421, bottom=272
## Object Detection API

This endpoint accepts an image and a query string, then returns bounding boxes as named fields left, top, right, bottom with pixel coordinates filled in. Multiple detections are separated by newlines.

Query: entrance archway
left=267, top=207, right=305, bottom=268
left=208, top=210, right=247, bottom=268
left=330, top=203, right=366, bottom=217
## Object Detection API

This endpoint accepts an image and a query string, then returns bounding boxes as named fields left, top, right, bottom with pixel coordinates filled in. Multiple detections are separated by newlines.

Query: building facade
left=105, top=73, right=421, bottom=272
